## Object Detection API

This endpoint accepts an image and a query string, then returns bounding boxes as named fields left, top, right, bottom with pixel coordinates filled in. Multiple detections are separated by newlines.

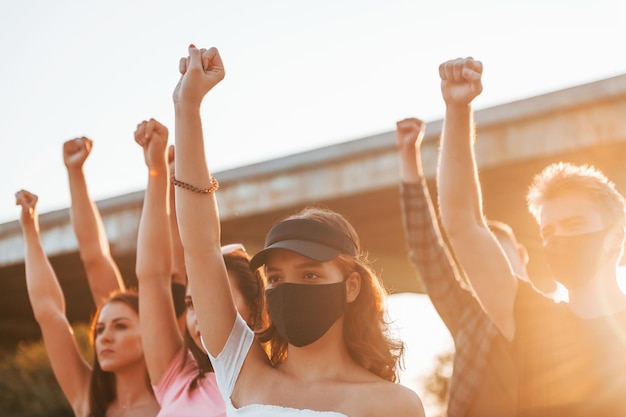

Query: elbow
left=79, top=246, right=110, bottom=270
left=439, top=208, right=470, bottom=240
left=439, top=214, right=487, bottom=253
left=32, top=304, right=64, bottom=325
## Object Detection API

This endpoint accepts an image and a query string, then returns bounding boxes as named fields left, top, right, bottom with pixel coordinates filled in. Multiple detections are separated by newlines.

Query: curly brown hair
left=256, top=206, right=404, bottom=382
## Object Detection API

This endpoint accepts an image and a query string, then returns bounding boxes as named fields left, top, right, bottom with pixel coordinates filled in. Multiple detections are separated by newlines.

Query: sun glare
left=618, top=266, right=626, bottom=294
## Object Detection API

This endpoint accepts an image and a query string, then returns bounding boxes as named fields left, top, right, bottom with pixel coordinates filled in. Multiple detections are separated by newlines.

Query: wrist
left=445, top=102, right=472, bottom=113
left=20, top=222, right=39, bottom=236
left=65, top=165, right=85, bottom=175
left=174, top=101, right=202, bottom=116
left=148, top=161, right=169, bottom=177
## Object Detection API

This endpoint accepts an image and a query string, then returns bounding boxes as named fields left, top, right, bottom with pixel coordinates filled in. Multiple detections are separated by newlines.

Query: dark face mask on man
left=266, top=281, right=347, bottom=347
left=544, top=228, right=610, bottom=290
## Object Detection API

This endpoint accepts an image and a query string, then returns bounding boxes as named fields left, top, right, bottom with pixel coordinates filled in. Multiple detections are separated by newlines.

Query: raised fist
left=15, top=189, right=39, bottom=230
left=439, top=57, right=483, bottom=106
left=63, top=137, right=93, bottom=169
left=396, top=118, right=426, bottom=152
left=134, top=118, right=169, bottom=170
left=173, top=45, right=225, bottom=108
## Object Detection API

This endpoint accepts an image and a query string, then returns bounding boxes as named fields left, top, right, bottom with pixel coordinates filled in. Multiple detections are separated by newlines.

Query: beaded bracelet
left=170, top=175, right=219, bottom=195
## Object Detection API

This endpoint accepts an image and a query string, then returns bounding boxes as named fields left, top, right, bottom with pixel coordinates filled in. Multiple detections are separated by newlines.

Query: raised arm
left=397, top=118, right=486, bottom=335
left=134, top=119, right=182, bottom=384
left=436, top=58, right=517, bottom=340
left=168, top=145, right=188, bottom=334
left=168, top=145, right=187, bottom=288
left=397, top=118, right=427, bottom=183
left=63, top=137, right=125, bottom=307
left=172, top=45, right=237, bottom=356
left=16, top=190, right=91, bottom=414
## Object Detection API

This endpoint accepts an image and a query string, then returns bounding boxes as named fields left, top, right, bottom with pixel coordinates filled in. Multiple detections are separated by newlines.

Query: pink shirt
left=154, top=347, right=226, bottom=417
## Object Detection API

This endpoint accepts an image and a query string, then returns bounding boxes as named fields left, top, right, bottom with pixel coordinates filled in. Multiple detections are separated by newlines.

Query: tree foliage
left=0, top=322, right=92, bottom=417
left=422, top=348, right=454, bottom=417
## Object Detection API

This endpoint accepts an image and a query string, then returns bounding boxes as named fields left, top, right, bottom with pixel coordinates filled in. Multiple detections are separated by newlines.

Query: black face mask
left=266, top=282, right=347, bottom=347
left=544, top=229, right=609, bottom=290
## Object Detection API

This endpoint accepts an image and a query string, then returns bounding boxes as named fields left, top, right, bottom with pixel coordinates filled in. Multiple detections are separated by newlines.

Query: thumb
left=145, top=119, right=156, bottom=140
left=203, top=47, right=224, bottom=72
left=82, top=137, right=93, bottom=152
left=462, top=66, right=483, bottom=97
left=462, top=66, right=481, bottom=83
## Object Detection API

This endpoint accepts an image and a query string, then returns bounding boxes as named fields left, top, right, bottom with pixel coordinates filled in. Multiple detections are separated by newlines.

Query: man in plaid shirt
left=397, top=118, right=522, bottom=416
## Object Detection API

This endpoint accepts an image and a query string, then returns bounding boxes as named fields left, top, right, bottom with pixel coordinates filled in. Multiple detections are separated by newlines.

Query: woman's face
left=185, top=283, right=205, bottom=353
left=228, top=270, right=252, bottom=325
left=95, top=301, right=144, bottom=372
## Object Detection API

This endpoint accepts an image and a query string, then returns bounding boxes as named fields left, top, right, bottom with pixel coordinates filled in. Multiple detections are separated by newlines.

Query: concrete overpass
left=2, top=73, right=626, bottom=350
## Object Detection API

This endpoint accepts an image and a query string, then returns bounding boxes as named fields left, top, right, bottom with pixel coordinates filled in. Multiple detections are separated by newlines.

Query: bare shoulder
left=360, top=380, right=425, bottom=417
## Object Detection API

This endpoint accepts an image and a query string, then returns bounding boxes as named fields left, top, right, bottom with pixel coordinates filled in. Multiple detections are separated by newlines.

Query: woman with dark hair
left=15, top=189, right=159, bottom=417
left=171, top=44, right=425, bottom=416
left=256, top=206, right=405, bottom=382
left=133, top=119, right=265, bottom=416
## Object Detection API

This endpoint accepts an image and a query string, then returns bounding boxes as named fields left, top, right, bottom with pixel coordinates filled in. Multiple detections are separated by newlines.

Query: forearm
left=399, top=146, right=423, bottom=184
left=174, top=103, right=236, bottom=355
left=168, top=185, right=187, bottom=286
left=136, top=162, right=172, bottom=284
left=173, top=106, right=221, bottom=252
left=22, top=228, right=66, bottom=322
left=66, top=166, right=124, bottom=300
left=437, top=104, right=485, bottom=235
left=67, top=167, right=110, bottom=255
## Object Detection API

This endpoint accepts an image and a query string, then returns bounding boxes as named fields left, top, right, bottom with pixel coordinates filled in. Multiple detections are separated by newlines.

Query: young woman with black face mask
left=171, top=44, right=425, bottom=417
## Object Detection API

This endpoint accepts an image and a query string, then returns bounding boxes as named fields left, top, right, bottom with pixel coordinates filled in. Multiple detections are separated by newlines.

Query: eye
left=266, top=274, right=281, bottom=286
left=95, top=326, right=104, bottom=335
left=302, top=272, right=320, bottom=281
left=115, top=323, right=127, bottom=330
left=564, top=219, right=586, bottom=232
left=185, top=299, right=194, bottom=310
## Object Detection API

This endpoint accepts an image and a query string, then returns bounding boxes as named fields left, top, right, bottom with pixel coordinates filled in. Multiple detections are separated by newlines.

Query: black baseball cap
left=249, top=218, right=358, bottom=270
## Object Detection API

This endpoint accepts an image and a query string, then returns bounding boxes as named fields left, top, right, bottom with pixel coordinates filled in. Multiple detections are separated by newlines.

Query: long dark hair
left=183, top=248, right=266, bottom=391
left=88, top=290, right=152, bottom=417
left=257, top=206, right=404, bottom=382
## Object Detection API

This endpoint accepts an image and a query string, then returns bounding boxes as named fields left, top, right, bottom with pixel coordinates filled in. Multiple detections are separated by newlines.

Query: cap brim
left=249, top=239, right=341, bottom=270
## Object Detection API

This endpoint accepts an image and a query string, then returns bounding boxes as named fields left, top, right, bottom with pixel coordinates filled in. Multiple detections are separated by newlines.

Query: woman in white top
left=171, top=44, right=425, bottom=417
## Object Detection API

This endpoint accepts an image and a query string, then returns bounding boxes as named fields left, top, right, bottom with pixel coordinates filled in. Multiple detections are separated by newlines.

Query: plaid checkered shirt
left=400, top=180, right=500, bottom=417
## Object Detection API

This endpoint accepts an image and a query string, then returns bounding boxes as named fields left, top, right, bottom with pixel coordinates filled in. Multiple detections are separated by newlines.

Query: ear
left=345, top=271, right=361, bottom=303
left=605, top=224, right=625, bottom=254
left=517, top=243, right=529, bottom=266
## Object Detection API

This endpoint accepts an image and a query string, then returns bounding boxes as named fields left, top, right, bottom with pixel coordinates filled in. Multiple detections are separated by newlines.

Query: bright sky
left=387, top=293, right=453, bottom=415
left=2, top=1, right=626, bottom=224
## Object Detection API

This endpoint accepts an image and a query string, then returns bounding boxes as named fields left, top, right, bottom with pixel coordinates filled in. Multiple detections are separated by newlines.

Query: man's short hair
left=526, top=162, right=626, bottom=228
